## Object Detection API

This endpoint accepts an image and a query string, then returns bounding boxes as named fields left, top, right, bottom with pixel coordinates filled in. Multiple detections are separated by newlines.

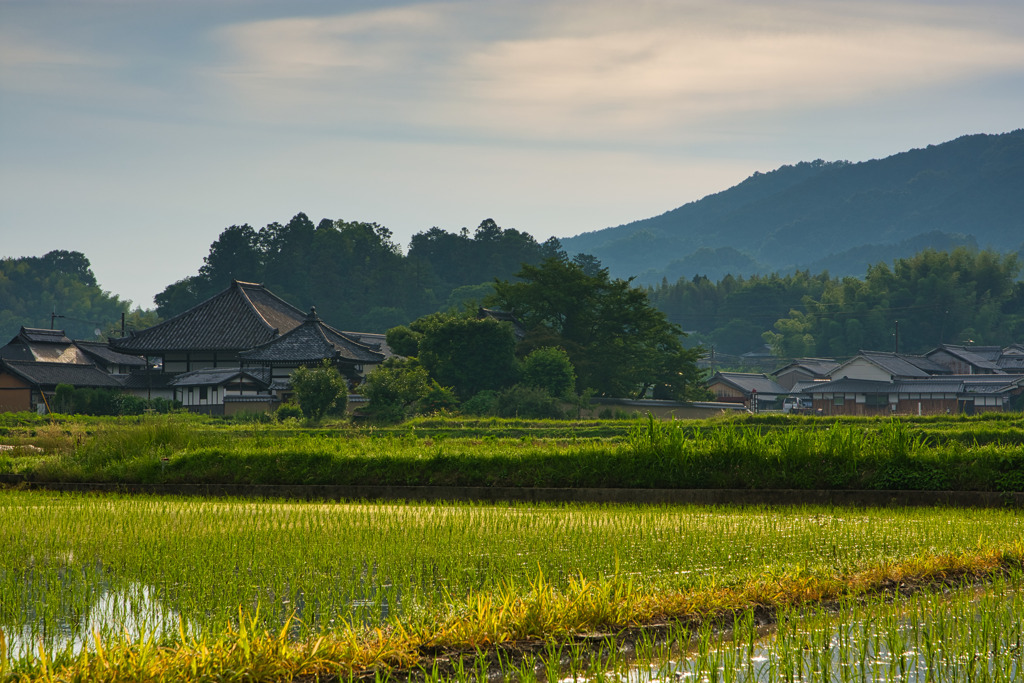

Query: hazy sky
left=2, top=0, right=1022, bottom=308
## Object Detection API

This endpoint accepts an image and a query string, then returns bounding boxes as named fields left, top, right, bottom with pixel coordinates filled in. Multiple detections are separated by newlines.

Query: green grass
left=2, top=413, right=1024, bottom=491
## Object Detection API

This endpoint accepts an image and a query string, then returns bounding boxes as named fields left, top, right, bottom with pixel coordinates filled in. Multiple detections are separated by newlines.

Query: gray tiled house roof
left=708, top=371, right=788, bottom=396
left=169, top=367, right=272, bottom=388
left=0, top=327, right=85, bottom=363
left=111, top=281, right=307, bottom=354
left=0, top=360, right=125, bottom=389
left=238, top=309, right=385, bottom=365
left=852, top=351, right=950, bottom=378
left=74, top=340, right=147, bottom=368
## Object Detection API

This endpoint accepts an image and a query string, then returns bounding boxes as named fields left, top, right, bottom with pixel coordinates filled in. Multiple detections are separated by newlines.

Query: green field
left=2, top=412, right=1024, bottom=491
left=2, top=413, right=1023, bottom=680
left=1, top=490, right=1022, bottom=680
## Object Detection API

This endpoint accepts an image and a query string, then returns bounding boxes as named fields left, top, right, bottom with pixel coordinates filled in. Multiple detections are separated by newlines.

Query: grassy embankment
left=1, top=412, right=1024, bottom=490
left=1, top=491, right=1023, bottom=680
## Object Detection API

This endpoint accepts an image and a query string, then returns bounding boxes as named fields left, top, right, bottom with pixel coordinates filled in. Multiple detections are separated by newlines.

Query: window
left=199, top=387, right=208, bottom=401
left=833, top=396, right=845, bottom=406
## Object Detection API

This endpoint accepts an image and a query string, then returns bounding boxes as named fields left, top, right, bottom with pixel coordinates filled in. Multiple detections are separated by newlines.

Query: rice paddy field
left=1, top=490, right=1023, bottom=681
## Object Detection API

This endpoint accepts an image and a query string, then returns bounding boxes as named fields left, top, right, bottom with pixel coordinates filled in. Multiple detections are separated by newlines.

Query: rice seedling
left=1, top=491, right=1023, bottom=680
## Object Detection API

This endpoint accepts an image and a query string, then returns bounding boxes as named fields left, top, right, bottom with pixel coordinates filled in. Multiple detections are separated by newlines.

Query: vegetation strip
left=4, top=548, right=1021, bottom=682
left=3, top=413, right=1024, bottom=493
left=3, top=479, right=1024, bottom=508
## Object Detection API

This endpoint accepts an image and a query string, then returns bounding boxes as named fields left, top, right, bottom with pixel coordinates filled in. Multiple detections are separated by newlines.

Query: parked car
left=782, top=396, right=815, bottom=414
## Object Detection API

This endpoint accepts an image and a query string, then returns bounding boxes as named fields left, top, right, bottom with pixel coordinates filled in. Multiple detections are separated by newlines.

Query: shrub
left=290, top=361, right=348, bottom=422
left=418, top=383, right=459, bottom=415
left=275, top=403, right=303, bottom=421
left=361, top=358, right=433, bottom=422
left=496, top=384, right=567, bottom=419
left=521, top=347, right=576, bottom=397
left=462, top=390, right=500, bottom=416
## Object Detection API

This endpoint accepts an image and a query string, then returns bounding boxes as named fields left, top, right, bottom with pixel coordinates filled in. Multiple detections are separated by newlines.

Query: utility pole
left=894, top=320, right=899, bottom=354
left=50, top=310, right=64, bottom=330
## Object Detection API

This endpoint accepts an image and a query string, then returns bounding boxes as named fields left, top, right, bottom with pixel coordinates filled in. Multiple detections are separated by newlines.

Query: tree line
left=5, top=223, right=1023, bottom=378
left=0, top=250, right=156, bottom=342
left=650, top=247, right=1024, bottom=359
left=154, top=213, right=565, bottom=332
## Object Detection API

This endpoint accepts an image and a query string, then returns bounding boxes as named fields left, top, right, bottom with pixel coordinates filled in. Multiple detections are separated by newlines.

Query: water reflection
left=6, top=581, right=189, bottom=659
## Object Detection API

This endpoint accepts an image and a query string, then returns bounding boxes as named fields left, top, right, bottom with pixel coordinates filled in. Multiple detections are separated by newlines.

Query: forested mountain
left=154, top=214, right=563, bottom=332
left=562, top=130, right=1024, bottom=285
left=0, top=251, right=155, bottom=342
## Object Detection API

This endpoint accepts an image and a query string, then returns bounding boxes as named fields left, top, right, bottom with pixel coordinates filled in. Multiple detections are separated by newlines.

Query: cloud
left=207, top=0, right=1024, bottom=143
left=0, top=33, right=118, bottom=95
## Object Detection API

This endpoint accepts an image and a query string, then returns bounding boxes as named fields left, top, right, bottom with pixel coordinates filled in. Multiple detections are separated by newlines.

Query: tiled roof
left=112, top=281, right=307, bottom=354
left=20, top=328, right=72, bottom=344
left=853, top=351, right=947, bottom=378
left=121, top=371, right=177, bottom=390
left=808, top=375, right=1024, bottom=397
left=773, top=358, right=839, bottom=377
left=0, top=327, right=86, bottom=364
left=928, top=345, right=1004, bottom=372
left=74, top=341, right=147, bottom=368
left=892, top=380, right=965, bottom=394
left=341, top=331, right=395, bottom=359
left=807, top=378, right=893, bottom=394
left=958, top=374, right=1024, bottom=394
left=999, top=357, right=1024, bottom=371
left=708, top=372, right=788, bottom=396
left=169, top=367, right=272, bottom=388
left=239, top=309, right=385, bottom=365
left=0, top=360, right=125, bottom=389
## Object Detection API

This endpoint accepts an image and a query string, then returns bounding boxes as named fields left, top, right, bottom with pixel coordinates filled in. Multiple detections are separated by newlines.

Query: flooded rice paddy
left=1, top=490, right=1022, bottom=678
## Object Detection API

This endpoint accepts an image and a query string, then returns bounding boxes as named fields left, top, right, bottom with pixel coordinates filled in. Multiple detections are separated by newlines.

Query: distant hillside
left=562, top=130, right=1024, bottom=284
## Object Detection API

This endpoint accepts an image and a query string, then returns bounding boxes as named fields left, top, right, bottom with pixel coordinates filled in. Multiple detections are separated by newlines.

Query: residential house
left=168, top=367, right=274, bottom=415
left=771, top=358, right=839, bottom=391
left=112, top=281, right=390, bottom=415
left=706, top=371, right=787, bottom=411
left=925, top=344, right=1004, bottom=375
left=233, top=307, right=385, bottom=411
left=0, top=327, right=148, bottom=412
left=111, top=280, right=309, bottom=373
left=0, top=359, right=126, bottom=413
left=802, top=349, right=1024, bottom=416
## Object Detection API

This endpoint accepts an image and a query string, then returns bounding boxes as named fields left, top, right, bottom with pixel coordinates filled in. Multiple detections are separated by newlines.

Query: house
left=0, top=359, right=126, bottom=413
left=0, top=327, right=149, bottom=412
left=771, top=358, right=839, bottom=390
left=827, top=350, right=950, bottom=383
left=0, top=328, right=86, bottom=364
left=802, top=349, right=1024, bottom=416
left=925, top=344, right=1004, bottom=375
left=111, top=281, right=390, bottom=414
left=111, top=280, right=309, bottom=373
left=706, top=371, right=787, bottom=411
left=999, top=345, right=1024, bottom=372
left=237, top=307, right=385, bottom=404
left=168, top=367, right=274, bottom=416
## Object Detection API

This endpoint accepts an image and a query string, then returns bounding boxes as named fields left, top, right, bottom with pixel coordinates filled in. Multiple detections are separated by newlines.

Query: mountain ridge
left=561, top=130, right=1024, bottom=283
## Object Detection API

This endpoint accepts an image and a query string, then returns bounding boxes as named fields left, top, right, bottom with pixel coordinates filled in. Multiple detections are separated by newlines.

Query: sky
left=1, top=0, right=1022, bottom=309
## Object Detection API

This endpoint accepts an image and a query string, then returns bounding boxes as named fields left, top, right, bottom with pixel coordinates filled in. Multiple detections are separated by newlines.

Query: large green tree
left=492, top=257, right=705, bottom=399
left=410, top=314, right=521, bottom=400
left=0, top=251, right=138, bottom=342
